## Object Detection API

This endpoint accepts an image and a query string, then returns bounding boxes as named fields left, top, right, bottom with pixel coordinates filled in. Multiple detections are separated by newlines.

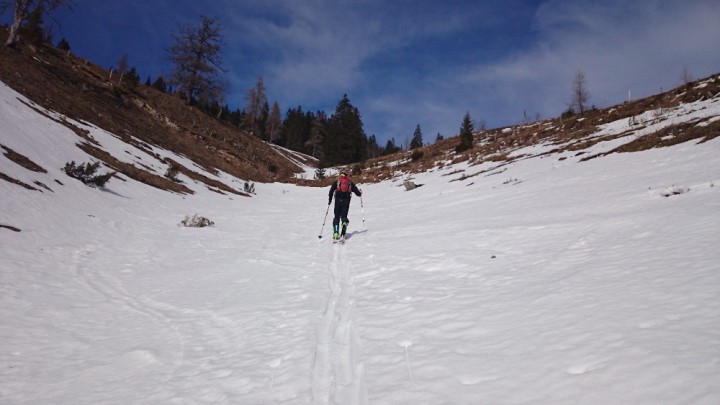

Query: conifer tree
left=384, top=138, right=401, bottom=154
left=57, top=37, right=70, bottom=51
left=366, top=135, right=383, bottom=159
left=124, top=67, right=140, bottom=87
left=283, top=106, right=311, bottom=152
left=410, top=124, right=423, bottom=149
left=152, top=76, right=168, bottom=93
left=455, top=111, right=474, bottom=153
left=3, top=0, right=72, bottom=47
left=322, top=95, right=367, bottom=167
left=18, top=8, right=49, bottom=46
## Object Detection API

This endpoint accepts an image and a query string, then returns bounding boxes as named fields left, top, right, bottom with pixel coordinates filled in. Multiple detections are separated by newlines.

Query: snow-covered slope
left=1, top=81, right=719, bottom=404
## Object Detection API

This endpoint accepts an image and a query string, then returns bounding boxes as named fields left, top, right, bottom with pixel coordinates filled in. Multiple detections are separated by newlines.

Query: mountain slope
left=350, top=75, right=719, bottom=184
left=0, top=35, right=307, bottom=193
left=3, top=32, right=718, bottom=192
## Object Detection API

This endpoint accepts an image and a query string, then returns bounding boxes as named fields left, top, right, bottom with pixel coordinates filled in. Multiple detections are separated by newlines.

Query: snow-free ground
left=1, top=81, right=719, bottom=404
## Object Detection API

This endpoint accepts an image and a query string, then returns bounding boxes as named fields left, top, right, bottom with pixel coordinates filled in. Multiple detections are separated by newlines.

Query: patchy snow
left=269, top=143, right=319, bottom=180
left=598, top=97, right=720, bottom=139
left=2, top=81, right=720, bottom=404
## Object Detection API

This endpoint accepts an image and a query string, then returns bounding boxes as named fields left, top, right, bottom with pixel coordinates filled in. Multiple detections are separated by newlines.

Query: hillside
left=350, top=75, right=720, bottom=184
left=0, top=32, right=310, bottom=196
left=2, top=30, right=719, bottom=195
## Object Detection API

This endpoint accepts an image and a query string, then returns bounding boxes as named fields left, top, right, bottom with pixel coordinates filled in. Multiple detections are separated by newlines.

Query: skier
left=328, top=171, right=362, bottom=240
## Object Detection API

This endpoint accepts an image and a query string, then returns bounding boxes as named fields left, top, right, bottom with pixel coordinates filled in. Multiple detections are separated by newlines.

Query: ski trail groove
left=311, top=246, right=367, bottom=405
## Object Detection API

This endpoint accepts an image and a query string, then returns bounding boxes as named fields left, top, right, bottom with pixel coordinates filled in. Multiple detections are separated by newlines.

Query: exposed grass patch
left=2, top=145, right=47, bottom=173
left=78, top=143, right=194, bottom=194
left=0, top=172, right=39, bottom=191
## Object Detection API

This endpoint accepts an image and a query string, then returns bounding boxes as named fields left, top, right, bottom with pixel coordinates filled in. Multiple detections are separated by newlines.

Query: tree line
left=158, top=15, right=415, bottom=168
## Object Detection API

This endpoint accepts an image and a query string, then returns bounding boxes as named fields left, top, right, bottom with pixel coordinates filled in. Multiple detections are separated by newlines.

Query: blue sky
left=5, top=0, right=719, bottom=146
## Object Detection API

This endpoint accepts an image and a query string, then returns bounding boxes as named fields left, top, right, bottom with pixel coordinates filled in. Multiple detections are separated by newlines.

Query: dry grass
left=2, top=145, right=47, bottom=173
left=76, top=142, right=194, bottom=194
left=0, top=171, right=39, bottom=191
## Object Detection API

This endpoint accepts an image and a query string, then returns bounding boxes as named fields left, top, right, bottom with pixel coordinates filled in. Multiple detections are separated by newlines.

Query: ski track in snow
left=311, top=244, right=368, bottom=405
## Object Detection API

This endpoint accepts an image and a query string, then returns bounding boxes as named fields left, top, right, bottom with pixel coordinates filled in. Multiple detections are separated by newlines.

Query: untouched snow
left=1, top=81, right=720, bottom=404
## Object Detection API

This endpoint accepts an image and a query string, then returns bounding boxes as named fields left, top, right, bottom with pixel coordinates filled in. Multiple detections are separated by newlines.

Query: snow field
left=2, top=81, right=720, bottom=404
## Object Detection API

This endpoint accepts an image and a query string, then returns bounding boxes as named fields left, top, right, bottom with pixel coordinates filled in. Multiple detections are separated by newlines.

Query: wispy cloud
left=241, top=0, right=718, bottom=142
left=7, top=0, right=718, bottom=144
left=420, top=0, right=720, bottom=137
left=220, top=1, right=491, bottom=107
left=215, top=0, right=542, bottom=139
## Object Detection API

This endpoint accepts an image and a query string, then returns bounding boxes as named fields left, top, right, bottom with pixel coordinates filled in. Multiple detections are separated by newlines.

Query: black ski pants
left=333, top=194, right=352, bottom=226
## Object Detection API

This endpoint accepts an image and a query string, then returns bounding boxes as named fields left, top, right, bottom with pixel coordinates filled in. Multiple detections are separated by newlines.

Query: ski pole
left=318, top=203, right=330, bottom=238
left=360, top=193, right=365, bottom=228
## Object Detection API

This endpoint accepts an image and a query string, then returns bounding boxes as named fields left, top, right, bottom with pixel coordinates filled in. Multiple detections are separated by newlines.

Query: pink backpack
left=338, top=176, right=352, bottom=193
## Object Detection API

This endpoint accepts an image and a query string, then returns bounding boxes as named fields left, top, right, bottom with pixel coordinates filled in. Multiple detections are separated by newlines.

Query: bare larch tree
left=167, top=15, right=225, bottom=106
left=116, top=53, right=128, bottom=86
left=265, top=101, right=283, bottom=143
left=571, top=69, right=590, bottom=115
left=244, top=76, right=268, bottom=137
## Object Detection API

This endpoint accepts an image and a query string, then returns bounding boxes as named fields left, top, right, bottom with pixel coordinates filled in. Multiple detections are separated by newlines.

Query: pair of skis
left=333, top=223, right=348, bottom=244
left=333, top=231, right=347, bottom=244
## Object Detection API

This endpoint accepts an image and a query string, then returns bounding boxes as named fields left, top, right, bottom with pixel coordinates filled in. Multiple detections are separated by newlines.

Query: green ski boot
left=341, top=220, right=349, bottom=237
left=333, top=224, right=340, bottom=240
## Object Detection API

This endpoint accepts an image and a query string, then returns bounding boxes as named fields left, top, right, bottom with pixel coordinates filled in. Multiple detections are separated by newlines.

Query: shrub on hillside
left=244, top=181, right=256, bottom=194
left=179, top=214, right=214, bottom=228
left=62, top=161, right=115, bottom=187
left=454, top=141, right=472, bottom=154
left=660, top=185, right=689, bottom=197
left=561, top=108, right=575, bottom=119
left=165, top=162, right=180, bottom=182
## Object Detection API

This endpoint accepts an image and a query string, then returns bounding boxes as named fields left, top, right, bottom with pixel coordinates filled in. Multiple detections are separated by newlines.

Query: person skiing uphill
left=328, top=171, right=362, bottom=240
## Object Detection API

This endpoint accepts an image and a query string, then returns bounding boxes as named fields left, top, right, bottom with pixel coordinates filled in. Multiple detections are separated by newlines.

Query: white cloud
left=446, top=0, right=720, bottom=127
